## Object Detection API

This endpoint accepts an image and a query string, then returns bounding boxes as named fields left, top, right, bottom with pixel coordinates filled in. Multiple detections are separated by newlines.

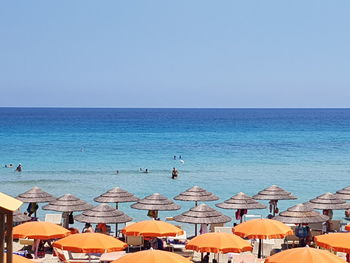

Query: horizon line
left=1, top=106, right=350, bottom=110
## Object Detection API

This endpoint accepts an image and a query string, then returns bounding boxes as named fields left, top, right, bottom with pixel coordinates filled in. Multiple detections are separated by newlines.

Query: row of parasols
left=13, top=185, right=350, bottom=235
left=11, top=217, right=350, bottom=263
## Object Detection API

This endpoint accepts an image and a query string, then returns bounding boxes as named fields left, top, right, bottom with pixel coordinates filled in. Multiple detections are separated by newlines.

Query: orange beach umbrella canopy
left=13, top=221, right=70, bottom=239
left=53, top=233, right=127, bottom=253
left=345, top=224, right=350, bottom=231
left=265, top=246, right=346, bottom=263
left=315, top=233, right=350, bottom=254
left=186, top=232, right=252, bottom=253
left=233, top=219, right=293, bottom=239
left=112, top=249, right=192, bottom=263
left=121, top=220, right=183, bottom=237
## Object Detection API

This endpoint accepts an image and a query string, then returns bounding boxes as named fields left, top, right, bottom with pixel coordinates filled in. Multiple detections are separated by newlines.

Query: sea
left=1, top=108, right=350, bottom=234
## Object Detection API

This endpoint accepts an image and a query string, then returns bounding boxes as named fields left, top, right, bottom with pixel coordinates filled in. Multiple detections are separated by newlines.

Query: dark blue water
left=1, top=108, right=350, bottom=233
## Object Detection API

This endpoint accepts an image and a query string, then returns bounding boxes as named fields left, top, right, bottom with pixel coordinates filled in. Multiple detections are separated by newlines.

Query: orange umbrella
left=265, top=246, right=346, bottom=263
left=121, top=220, right=183, bottom=237
left=5, top=254, right=34, bottom=263
left=53, top=233, right=127, bottom=253
left=315, top=233, right=350, bottom=254
left=186, top=232, right=252, bottom=253
left=345, top=225, right=350, bottom=231
left=233, top=219, right=292, bottom=258
left=112, top=249, right=192, bottom=263
left=13, top=221, right=70, bottom=239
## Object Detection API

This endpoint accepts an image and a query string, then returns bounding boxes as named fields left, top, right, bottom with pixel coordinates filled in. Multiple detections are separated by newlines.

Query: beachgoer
left=144, top=169, right=149, bottom=173
left=202, top=252, right=210, bottom=263
left=82, top=223, right=94, bottom=233
left=96, top=223, right=108, bottom=234
left=171, top=168, right=178, bottom=179
left=27, top=202, right=38, bottom=217
left=16, top=163, right=22, bottom=172
left=174, top=155, right=176, bottom=160
left=179, top=155, right=182, bottom=159
left=116, top=170, right=119, bottom=174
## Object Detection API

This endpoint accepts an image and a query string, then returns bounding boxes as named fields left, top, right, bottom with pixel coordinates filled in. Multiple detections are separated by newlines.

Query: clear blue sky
left=0, top=1, right=349, bottom=107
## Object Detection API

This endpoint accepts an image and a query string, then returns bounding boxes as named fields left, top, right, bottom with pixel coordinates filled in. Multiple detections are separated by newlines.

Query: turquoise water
left=1, top=108, right=350, bottom=233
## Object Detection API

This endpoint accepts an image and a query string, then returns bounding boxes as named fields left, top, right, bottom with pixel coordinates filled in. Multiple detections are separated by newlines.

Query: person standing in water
left=16, top=163, right=22, bottom=172
left=171, top=168, right=178, bottom=179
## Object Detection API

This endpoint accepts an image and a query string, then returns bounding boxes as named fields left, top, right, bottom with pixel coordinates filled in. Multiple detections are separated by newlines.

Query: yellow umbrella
left=112, top=249, right=192, bottom=263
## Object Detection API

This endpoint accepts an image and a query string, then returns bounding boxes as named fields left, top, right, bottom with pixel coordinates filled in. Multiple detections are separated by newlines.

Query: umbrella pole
left=258, top=239, right=262, bottom=258
left=115, top=203, right=119, bottom=237
left=195, top=224, right=197, bottom=236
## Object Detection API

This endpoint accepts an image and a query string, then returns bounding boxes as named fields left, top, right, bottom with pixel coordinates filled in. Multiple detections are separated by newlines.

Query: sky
left=0, top=1, right=349, bottom=108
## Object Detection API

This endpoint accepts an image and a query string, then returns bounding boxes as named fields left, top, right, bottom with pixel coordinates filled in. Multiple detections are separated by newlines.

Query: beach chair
left=329, top=220, right=341, bottom=232
left=166, top=231, right=187, bottom=251
left=214, top=227, right=232, bottom=233
left=45, top=214, right=62, bottom=225
left=125, top=236, right=144, bottom=252
left=210, top=223, right=224, bottom=232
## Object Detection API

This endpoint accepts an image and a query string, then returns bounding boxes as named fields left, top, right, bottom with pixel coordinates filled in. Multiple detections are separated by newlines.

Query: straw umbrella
left=174, top=186, right=219, bottom=206
left=253, top=185, right=297, bottom=216
left=131, top=193, right=180, bottom=219
left=13, top=210, right=31, bottom=223
left=265, top=246, right=346, bottom=263
left=94, top=187, right=139, bottom=209
left=233, top=218, right=293, bottom=258
left=274, top=203, right=329, bottom=246
left=16, top=187, right=56, bottom=217
left=75, top=204, right=132, bottom=235
left=274, top=203, right=329, bottom=224
left=173, top=203, right=231, bottom=236
left=43, top=194, right=92, bottom=228
left=121, top=220, right=183, bottom=237
left=95, top=187, right=138, bottom=236
left=336, top=186, right=350, bottom=200
left=112, top=249, right=192, bottom=263
left=309, top=193, right=350, bottom=232
left=216, top=192, right=266, bottom=223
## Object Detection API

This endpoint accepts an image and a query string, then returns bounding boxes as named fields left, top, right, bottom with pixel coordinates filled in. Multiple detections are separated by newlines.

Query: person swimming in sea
left=171, top=167, right=178, bottom=179
left=15, top=163, right=22, bottom=172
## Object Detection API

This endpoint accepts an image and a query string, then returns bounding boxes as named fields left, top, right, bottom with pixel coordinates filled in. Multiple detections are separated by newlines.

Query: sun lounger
left=45, top=214, right=62, bottom=225
left=125, top=236, right=144, bottom=252
left=166, top=231, right=187, bottom=251
left=214, top=227, right=232, bottom=233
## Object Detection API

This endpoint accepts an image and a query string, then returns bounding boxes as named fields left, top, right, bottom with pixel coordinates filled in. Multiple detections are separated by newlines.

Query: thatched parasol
left=13, top=210, right=31, bottom=223
left=131, top=193, right=180, bottom=213
left=16, top=187, right=55, bottom=203
left=94, top=187, right=139, bottom=209
left=16, top=186, right=56, bottom=217
left=42, top=194, right=93, bottom=228
left=253, top=185, right=297, bottom=216
left=43, top=194, right=92, bottom=212
left=274, top=203, right=329, bottom=224
left=75, top=204, right=132, bottom=225
left=174, top=186, right=219, bottom=206
left=335, top=186, right=350, bottom=200
left=309, top=192, right=350, bottom=211
left=173, top=203, right=231, bottom=236
left=216, top=192, right=266, bottom=223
